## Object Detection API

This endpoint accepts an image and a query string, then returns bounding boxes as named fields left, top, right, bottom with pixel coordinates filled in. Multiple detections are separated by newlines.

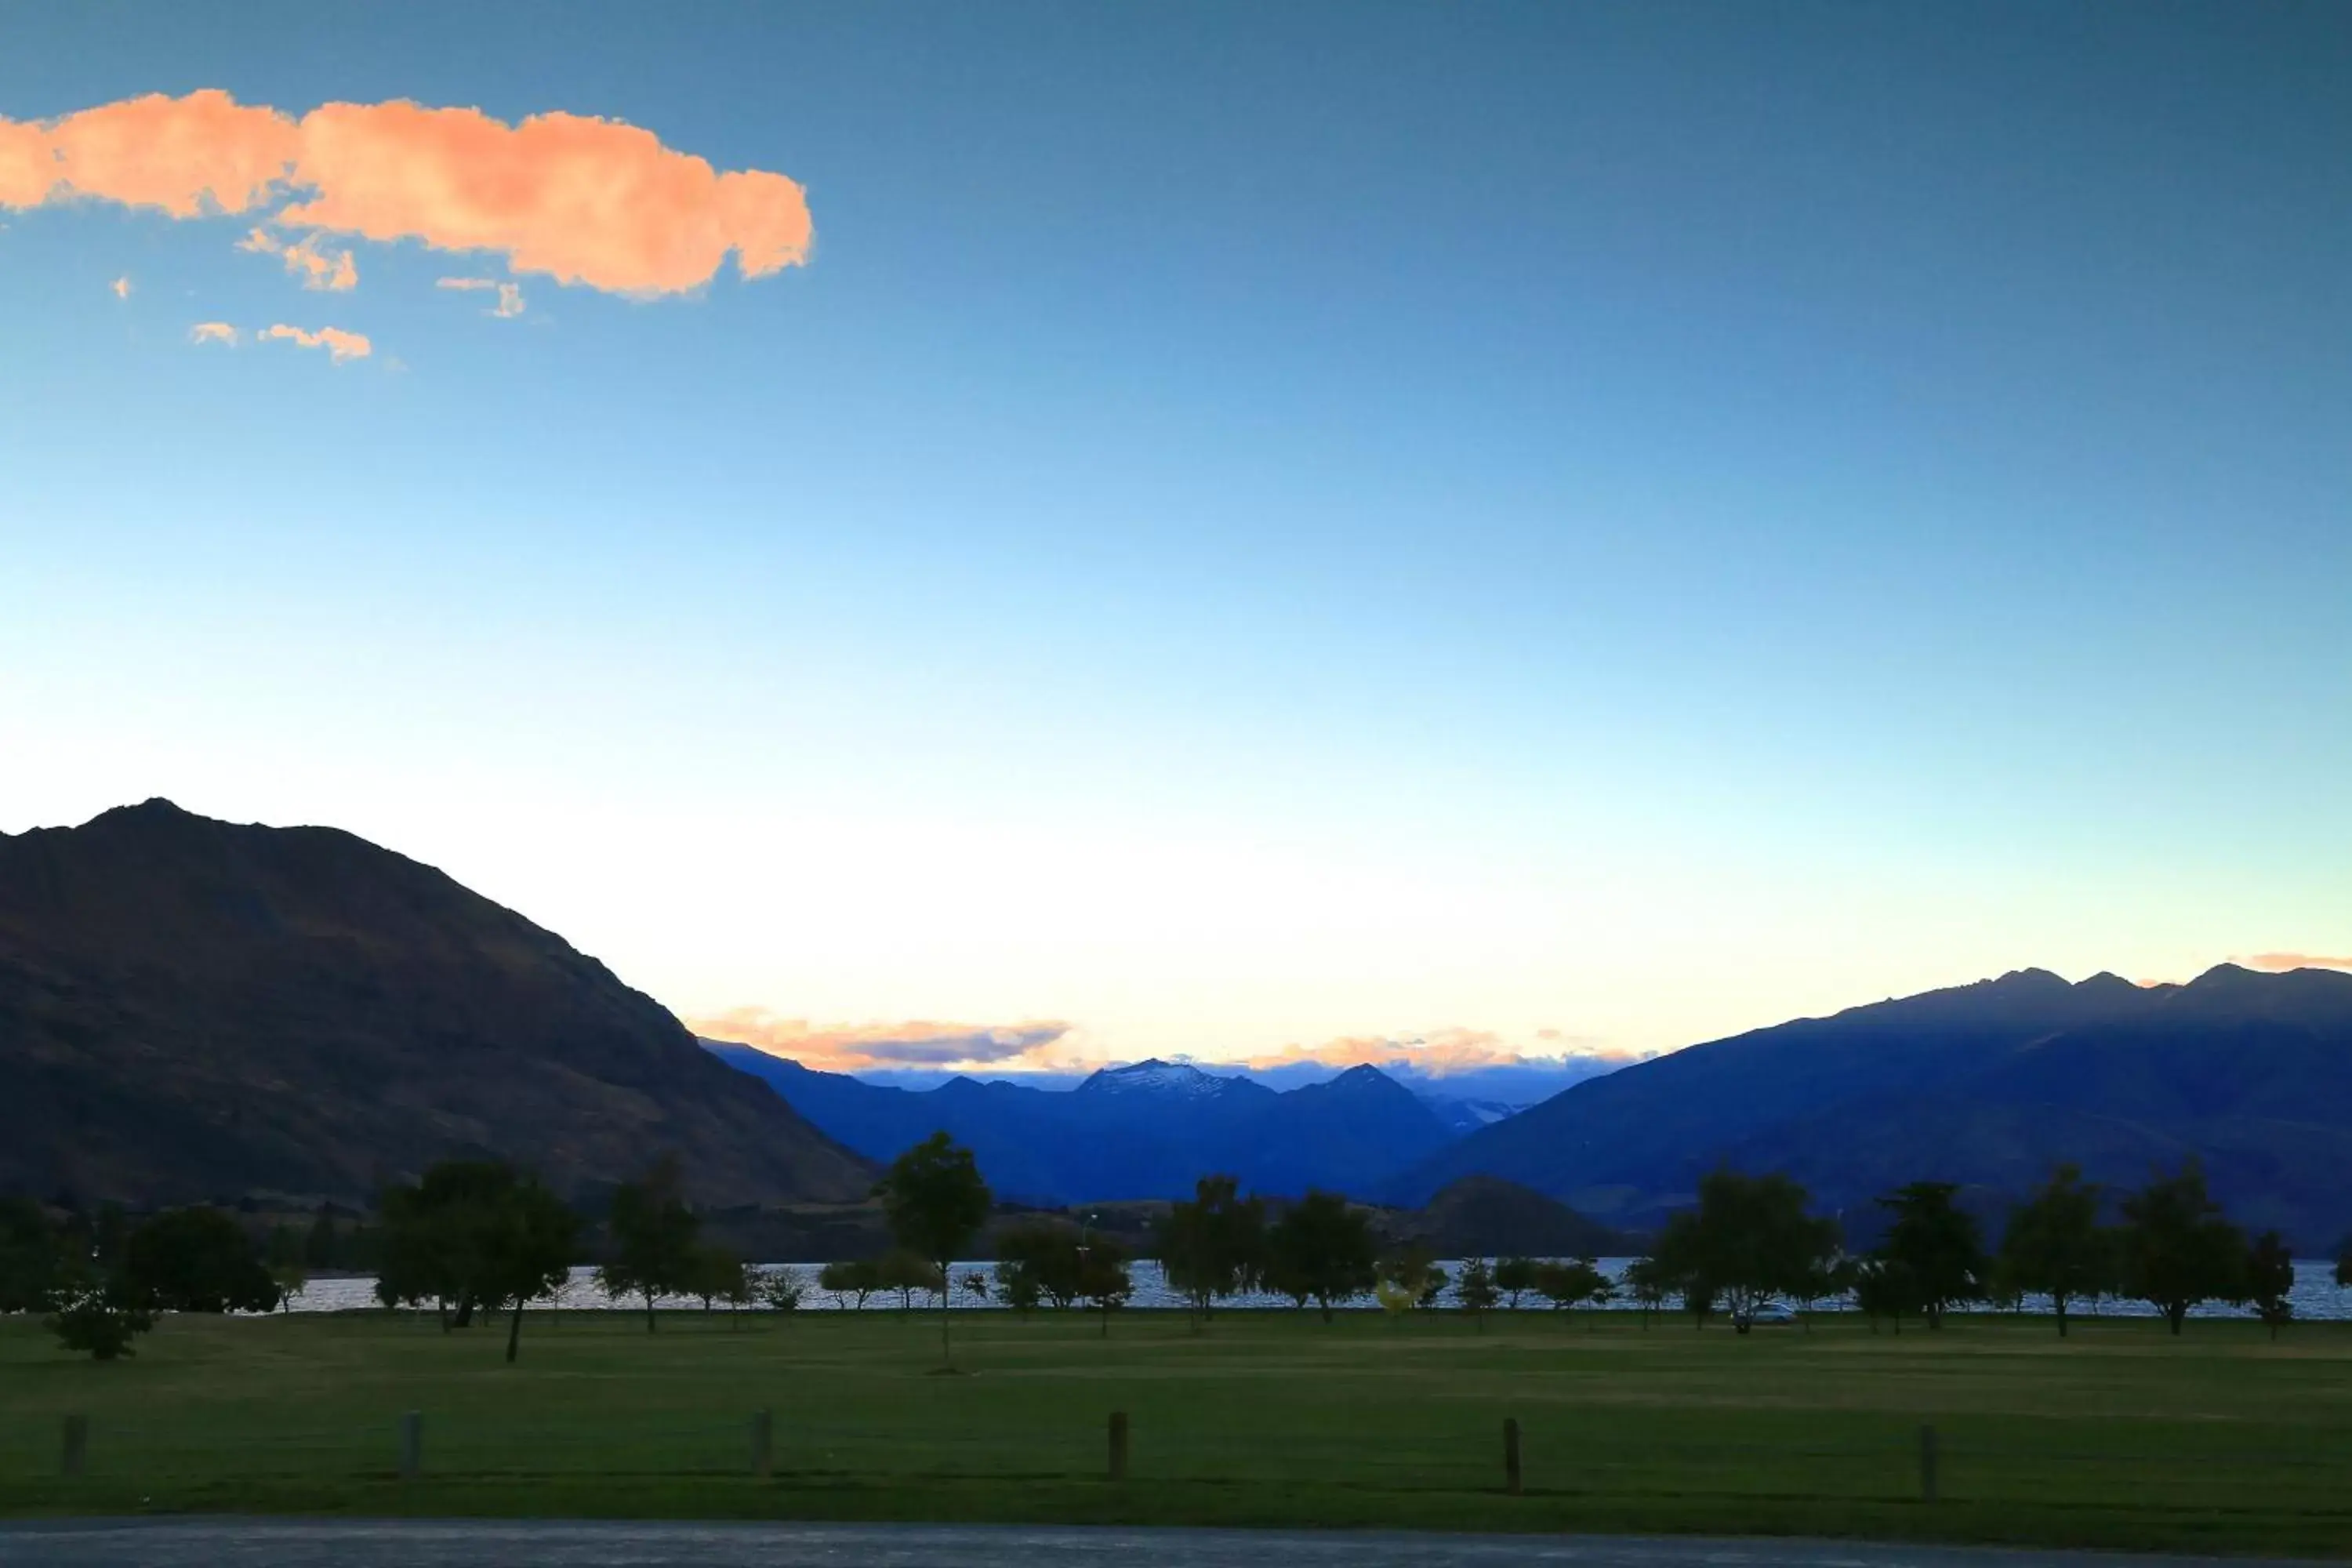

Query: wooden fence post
left=399, top=1410, right=423, bottom=1480
left=1504, top=1417, right=1523, bottom=1495
left=752, top=1409, right=773, bottom=1478
left=1108, top=1410, right=1130, bottom=1481
left=1918, top=1423, right=1938, bottom=1503
left=60, top=1414, right=86, bottom=1479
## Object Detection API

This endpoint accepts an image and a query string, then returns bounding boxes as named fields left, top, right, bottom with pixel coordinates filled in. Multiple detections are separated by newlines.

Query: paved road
left=0, top=1523, right=2325, bottom=1568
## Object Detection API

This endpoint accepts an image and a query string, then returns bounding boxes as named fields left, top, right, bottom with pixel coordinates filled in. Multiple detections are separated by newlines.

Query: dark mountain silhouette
left=1393, top=964, right=2352, bottom=1248
left=705, top=1047, right=1455, bottom=1204
left=0, top=800, right=873, bottom=1208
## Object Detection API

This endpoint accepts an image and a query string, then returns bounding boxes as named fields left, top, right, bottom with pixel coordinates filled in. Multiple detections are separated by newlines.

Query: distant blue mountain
left=1392, top=964, right=2352, bottom=1250
left=703, top=1047, right=1456, bottom=1204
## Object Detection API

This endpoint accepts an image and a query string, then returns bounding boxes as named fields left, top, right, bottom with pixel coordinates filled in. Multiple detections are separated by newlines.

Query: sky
left=3, top=2, right=2348, bottom=1077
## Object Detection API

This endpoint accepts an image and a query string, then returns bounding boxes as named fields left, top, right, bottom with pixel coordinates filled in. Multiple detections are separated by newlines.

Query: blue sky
left=3, top=2, right=2347, bottom=1071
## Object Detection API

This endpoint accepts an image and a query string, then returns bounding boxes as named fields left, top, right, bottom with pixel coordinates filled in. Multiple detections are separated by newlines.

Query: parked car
left=1734, top=1301, right=1798, bottom=1329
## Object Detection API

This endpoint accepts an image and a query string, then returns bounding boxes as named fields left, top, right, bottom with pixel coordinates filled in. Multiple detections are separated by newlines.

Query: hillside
left=0, top=800, right=874, bottom=1208
left=1393, top=965, right=2352, bottom=1247
left=706, top=1047, right=1454, bottom=1203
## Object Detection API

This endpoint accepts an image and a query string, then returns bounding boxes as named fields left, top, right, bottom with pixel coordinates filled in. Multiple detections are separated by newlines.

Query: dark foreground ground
left=0, top=1523, right=2333, bottom=1568
left=7, top=1311, right=2352, bottom=1555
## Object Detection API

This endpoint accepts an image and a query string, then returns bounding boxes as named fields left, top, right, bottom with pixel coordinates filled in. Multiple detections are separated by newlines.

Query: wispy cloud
left=1243, top=1027, right=1631, bottom=1078
left=690, top=1009, right=1076, bottom=1073
left=238, top=227, right=357, bottom=290
left=187, top=321, right=238, bottom=347
left=260, top=323, right=371, bottom=362
left=1, top=89, right=812, bottom=296
left=2239, top=952, right=2352, bottom=973
left=437, top=276, right=525, bottom=318
left=109, top=274, right=130, bottom=299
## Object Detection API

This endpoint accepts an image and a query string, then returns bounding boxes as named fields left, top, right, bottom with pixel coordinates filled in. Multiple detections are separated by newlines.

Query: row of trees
left=0, top=1197, right=287, bottom=1359
left=1630, top=1160, right=2303, bottom=1338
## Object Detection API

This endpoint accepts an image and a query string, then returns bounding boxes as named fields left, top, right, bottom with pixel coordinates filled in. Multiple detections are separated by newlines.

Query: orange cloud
left=109, top=275, right=130, bottom=299
left=1243, top=1028, right=1624, bottom=1078
left=690, top=1009, right=1077, bottom=1074
left=0, top=90, right=811, bottom=296
left=2240, top=953, right=2352, bottom=973
left=438, top=276, right=525, bottom=318
left=260, top=323, right=371, bottom=362
left=239, top=227, right=357, bottom=290
left=187, top=321, right=238, bottom=347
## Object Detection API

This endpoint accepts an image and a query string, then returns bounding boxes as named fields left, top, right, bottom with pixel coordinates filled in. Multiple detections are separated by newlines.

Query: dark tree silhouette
left=1651, top=1169, right=1837, bottom=1334
left=122, top=1207, right=281, bottom=1314
left=877, top=1131, right=993, bottom=1367
left=600, top=1154, right=701, bottom=1332
left=2117, top=1161, right=2246, bottom=1335
left=1875, top=1181, right=1986, bottom=1330
left=2246, top=1231, right=2296, bottom=1341
left=1996, top=1164, right=2114, bottom=1337
left=1157, top=1174, right=1268, bottom=1325
left=1265, top=1189, right=1377, bottom=1321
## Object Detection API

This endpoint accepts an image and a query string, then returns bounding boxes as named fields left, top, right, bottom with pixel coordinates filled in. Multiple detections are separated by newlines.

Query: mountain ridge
left=0, top=800, right=874, bottom=1208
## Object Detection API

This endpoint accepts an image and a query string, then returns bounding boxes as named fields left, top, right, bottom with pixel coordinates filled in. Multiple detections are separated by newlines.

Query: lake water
left=281, top=1258, right=2352, bottom=1321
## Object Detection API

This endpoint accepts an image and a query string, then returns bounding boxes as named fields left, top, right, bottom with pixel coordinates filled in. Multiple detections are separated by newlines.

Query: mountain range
left=703, top=1047, right=1456, bottom=1205
left=1394, top=964, right=2352, bottom=1248
left=0, top=800, right=872, bottom=1209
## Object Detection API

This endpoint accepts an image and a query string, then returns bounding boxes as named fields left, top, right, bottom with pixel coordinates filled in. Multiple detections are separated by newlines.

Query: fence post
left=1108, top=1410, right=1130, bottom=1481
left=751, top=1409, right=773, bottom=1479
left=60, top=1414, right=86, bottom=1479
left=399, top=1410, right=423, bottom=1480
left=1504, top=1417, right=1523, bottom=1496
left=1918, top=1423, right=1938, bottom=1503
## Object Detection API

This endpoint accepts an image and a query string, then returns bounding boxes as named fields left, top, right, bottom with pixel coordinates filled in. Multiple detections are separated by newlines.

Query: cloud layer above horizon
left=691, top=1010, right=1077, bottom=1073
left=0, top=89, right=812, bottom=296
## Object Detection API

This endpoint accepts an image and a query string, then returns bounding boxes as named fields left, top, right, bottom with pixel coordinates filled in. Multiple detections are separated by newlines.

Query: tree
left=1875, top=1181, right=1987, bottom=1330
left=687, top=1246, right=751, bottom=1317
left=45, top=1271, right=153, bottom=1361
left=996, top=1222, right=1085, bottom=1308
left=122, top=1207, right=281, bottom=1314
left=1997, top=1164, right=2115, bottom=1337
left=818, top=1257, right=882, bottom=1309
left=303, top=1204, right=339, bottom=1270
left=2117, top=1161, right=2247, bottom=1335
left=0, top=1197, right=64, bottom=1314
left=960, top=1270, right=991, bottom=1303
left=1851, top=1255, right=1914, bottom=1334
left=1533, top=1258, right=1611, bottom=1327
left=1078, top=1234, right=1134, bottom=1337
left=264, top=1223, right=308, bottom=1310
left=601, top=1155, right=701, bottom=1332
left=1455, top=1256, right=1498, bottom=1330
left=1266, top=1190, right=1377, bottom=1321
left=2335, top=1244, right=2352, bottom=1292
left=1652, top=1169, right=1837, bottom=1334
left=760, top=1266, right=808, bottom=1312
left=1378, top=1244, right=1447, bottom=1308
left=1157, top=1174, right=1268, bottom=1325
left=1621, top=1255, right=1671, bottom=1328
left=878, top=1249, right=946, bottom=1312
left=1495, top=1256, right=1538, bottom=1310
left=876, top=1132, right=993, bottom=1367
left=2246, top=1231, right=2295, bottom=1341
left=378, top=1160, right=576, bottom=1358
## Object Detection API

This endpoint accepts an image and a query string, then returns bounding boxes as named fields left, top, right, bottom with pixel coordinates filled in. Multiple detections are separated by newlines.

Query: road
left=0, top=1523, right=2325, bottom=1568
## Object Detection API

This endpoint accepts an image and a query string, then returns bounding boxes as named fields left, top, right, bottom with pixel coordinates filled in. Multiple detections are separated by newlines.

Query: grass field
left=5, top=1305, right=2351, bottom=1555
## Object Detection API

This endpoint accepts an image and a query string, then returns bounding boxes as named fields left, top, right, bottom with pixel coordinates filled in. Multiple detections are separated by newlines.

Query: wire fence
left=9, top=1406, right=2351, bottom=1515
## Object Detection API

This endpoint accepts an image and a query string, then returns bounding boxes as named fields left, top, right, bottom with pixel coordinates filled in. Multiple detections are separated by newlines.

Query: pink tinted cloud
left=438, top=276, right=526, bottom=318
left=239, top=227, right=358, bottom=290
left=2240, top=953, right=2352, bottom=973
left=187, top=321, right=238, bottom=347
left=109, top=275, right=131, bottom=299
left=691, top=1009, right=1077, bottom=1074
left=0, top=90, right=811, bottom=296
left=260, top=323, right=371, bottom=362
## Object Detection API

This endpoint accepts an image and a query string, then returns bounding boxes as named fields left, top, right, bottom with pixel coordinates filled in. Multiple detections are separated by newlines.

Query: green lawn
left=5, top=1307, right=2351, bottom=1555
